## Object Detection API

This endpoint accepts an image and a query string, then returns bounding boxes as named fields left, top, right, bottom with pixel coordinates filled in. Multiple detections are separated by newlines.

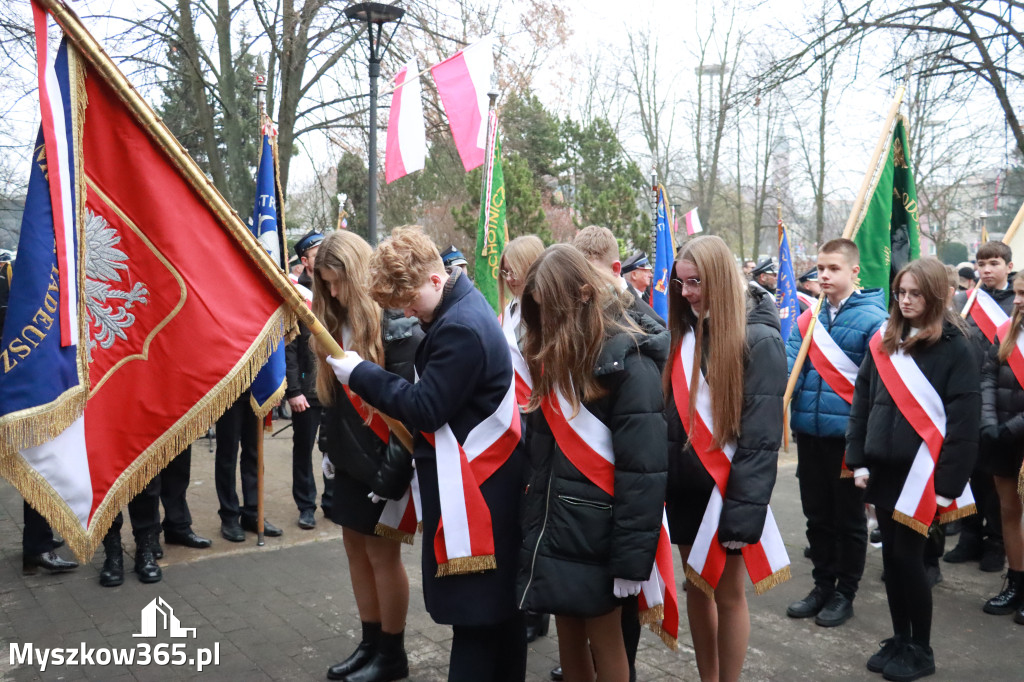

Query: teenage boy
left=947, top=241, right=1013, bottom=572
left=327, top=226, right=526, bottom=682
left=785, top=238, right=887, bottom=627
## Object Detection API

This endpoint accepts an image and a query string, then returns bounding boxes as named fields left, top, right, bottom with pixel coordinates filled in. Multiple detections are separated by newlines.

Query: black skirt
left=983, top=443, right=1024, bottom=480
left=667, top=477, right=713, bottom=547
left=329, top=470, right=386, bottom=535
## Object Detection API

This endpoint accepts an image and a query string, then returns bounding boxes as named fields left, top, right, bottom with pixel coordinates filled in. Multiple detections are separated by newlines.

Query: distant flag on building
left=431, top=37, right=494, bottom=172
left=651, top=186, right=676, bottom=320
left=776, top=218, right=799, bottom=342
left=683, top=207, right=703, bottom=235
left=248, top=120, right=289, bottom=417
left=475, top=111, right=506, bottom=314
left=385, top=58, right=426, bottom=184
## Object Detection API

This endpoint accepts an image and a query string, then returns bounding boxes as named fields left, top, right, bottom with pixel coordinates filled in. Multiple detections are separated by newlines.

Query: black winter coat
left=980, top=339, right=1024, bottom=469
left=285, top=271, right=319, bottom=405
left=517, top=309, right=669, bottom=618
left=665, top=289, right=787, bottom=546
left=846, top=321, right=980, bottom=506
left=322, top=311, right=423, bottom=499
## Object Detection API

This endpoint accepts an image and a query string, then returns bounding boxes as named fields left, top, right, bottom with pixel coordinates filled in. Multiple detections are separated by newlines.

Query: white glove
left=613, top=578, right=643, bottom=599
left=321, top=454, right=335, bottom=480
left=326, top=351, right=365, bottom=385
left=854, top=468, right=870, bottom=489
left=936, top=495, right=953, bottom=507
left=721, top=540, right=747, bottom=550
left=367, top=492, right=384, bottom=504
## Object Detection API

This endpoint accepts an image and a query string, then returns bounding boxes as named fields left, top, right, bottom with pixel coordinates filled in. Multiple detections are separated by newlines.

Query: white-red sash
left=501, top=301, right=532, bottom=407
left=796, top=291, right=816, bottom=310
left=539, top=389, right=678, bottom=649
left=996, top=319, right=1024, bottom=391
left=797, top=307, right=858, bottom=404
left=429, top=376, right=521, bottom=576
left=672, top=332, right=791, bottom=598
left=868, top=326, right=976, bottom=534
left=288, top=272, right=314, bottom=309
left=963, top=287, right=1009, bottom=344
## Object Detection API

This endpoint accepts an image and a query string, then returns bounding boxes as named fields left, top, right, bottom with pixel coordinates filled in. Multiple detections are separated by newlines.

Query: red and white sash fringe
left=501, top=301, right=533, bottom=407
left=672, top=332, right=791, bottom=599
left=964, top=288, right=1009, bottom=344
left=539, top=388, right=678, bottom=649
left=869, top=326, right=976, bottom=534
left=796, top=291, right=816, bottom=310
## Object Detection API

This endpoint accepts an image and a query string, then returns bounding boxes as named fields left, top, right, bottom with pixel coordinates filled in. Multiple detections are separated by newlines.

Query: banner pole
left=39, top=0, right=417, bottom=452
left=784, top=87, right=906, bottom=415
left=254, top=57, right=268, bottom=547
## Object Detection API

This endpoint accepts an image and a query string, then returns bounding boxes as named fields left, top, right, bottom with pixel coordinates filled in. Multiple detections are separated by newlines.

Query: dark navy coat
left=350, top=272, right=524, bottom=626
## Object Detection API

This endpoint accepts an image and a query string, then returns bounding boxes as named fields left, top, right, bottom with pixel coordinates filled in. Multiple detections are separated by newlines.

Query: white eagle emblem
left=84, top=208, right=149, bottom=362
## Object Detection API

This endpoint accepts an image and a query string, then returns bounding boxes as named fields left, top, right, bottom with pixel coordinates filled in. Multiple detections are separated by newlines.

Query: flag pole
left=783, top=86, right=906, bottom=414
left=960, top=197, right=1024, bottom=318
left=254, top=57, right=268, bottom=548
left=651, top=171, right=658, bottom=256
left=38, top=0, right=417, bottom=454
left=478, top=86, right=498, bottom=257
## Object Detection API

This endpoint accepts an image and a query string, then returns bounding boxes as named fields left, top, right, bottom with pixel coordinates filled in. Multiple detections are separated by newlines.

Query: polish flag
left=431, top=37, right=494, bottom=171
left=684, top=207, right=703, bottom=235
left=385, top=58, right=426, bottom=184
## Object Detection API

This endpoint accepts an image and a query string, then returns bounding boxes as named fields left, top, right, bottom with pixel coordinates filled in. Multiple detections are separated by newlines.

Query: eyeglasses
left=500, top=269, right=517, bottom=281
left=670, top=277, right=702, bottom=292
left=895, top=289, right=923, bottom=301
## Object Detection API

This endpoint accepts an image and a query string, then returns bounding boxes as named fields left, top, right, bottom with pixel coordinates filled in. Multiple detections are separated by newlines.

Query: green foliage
left=938, top=241, right=968, bottom=265
left=336, top=152, right=368, bottom=239
left=502, top=91, right=564, bottom=178
left=453, top=151, right=548, bottom=243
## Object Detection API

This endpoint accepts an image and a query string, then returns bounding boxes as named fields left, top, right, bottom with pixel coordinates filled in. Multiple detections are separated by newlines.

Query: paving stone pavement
left=1, top=425, right=1022, bottom=680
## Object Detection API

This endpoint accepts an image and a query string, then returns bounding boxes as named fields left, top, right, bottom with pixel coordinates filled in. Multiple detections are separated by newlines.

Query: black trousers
left=159, top=446, right=194, bottom=535
left=797, top=434, right=868, bottom=599
left=23, top=502, right=56, bottom=555
left=957, top=463, right=1002, bottom=548
left=214, top=394, right=260, bottom=524
left=877, top=510, right=931, bottom=647
left=448, top=614, right=526, bottom=682
left=621, top=597, right=640, bottom=682
left=291, top=406, right=326, bottom=514
left=107, top=476, right=161, bottom=541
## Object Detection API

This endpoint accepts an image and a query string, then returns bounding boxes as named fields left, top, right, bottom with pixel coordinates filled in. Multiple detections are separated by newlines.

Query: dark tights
left=877, top=510, right=931, bottom=647
left=448, top=614, right=526, bottom=682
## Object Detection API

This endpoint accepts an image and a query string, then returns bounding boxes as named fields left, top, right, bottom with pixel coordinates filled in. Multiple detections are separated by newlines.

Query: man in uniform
left=750, top=258, right=777, bottom=295
left=440, top=244, right=469, bottom=277
left=621, top=252, right=654, bottom=305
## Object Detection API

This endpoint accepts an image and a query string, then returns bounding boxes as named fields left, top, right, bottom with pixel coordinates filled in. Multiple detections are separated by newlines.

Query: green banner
left=475, top=131, right=506, bottom=313
left=854, top=117, right=920, bottom=302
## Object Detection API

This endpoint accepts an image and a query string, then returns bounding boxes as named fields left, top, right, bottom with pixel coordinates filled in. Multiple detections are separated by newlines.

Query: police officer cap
left=797, top=268, right=818, bottom=283
left=751, top=258, right=776, bottom=277
left=621, top=252, right=651, bottom=274
left=440, top=245, right=468, bottom=268
left=295, top=231, right=324, bottom=258
left=958, top=266, right=977, bottom=282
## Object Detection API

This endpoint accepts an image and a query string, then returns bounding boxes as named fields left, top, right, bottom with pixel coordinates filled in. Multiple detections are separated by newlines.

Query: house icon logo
left=132, top=597, right=197, bottom=638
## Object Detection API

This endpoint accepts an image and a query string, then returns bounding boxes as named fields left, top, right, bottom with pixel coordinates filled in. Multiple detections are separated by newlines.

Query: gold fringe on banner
left=248, top=313, right=294, bottom=419
left=435, top=554, right=497, bottom=578
left=892, top=510, right=931, bottom=537
left=938, top=503, right=976, bottom=525
left=637, top=604, right=664, bottom=626
left=646, top=623, right=679, bottom=651
left=683, top=565, right=715, bottom=601
left=752, top=565, right=792, bottom=596
left=374, top=523, right=415, bottom=545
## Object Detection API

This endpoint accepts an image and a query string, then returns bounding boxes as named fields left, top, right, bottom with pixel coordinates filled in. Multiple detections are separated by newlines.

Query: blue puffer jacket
left=787, top=289, right=888, bottom=438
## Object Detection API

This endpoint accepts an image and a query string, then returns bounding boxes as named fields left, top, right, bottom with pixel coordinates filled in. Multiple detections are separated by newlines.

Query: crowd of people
left=8, top=224, right=1024, bottom=682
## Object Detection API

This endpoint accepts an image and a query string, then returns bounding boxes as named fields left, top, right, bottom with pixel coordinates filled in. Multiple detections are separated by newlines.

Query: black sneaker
left=980, top=543, right=1006, bottom=573
left=882, top=641, right=935, bottom=681
left=815, top=592, right=854, bottom=627
left=925, top=565, right=943, bottom=588
left=870, top=528, right=882, bottom=544
left=298, top=510, right=316, bottom=530
left=943, top=540, right=982, bottom=564
left=786, top=586, right=832, bottom=618
left=867, top=636, right=905, bottom=673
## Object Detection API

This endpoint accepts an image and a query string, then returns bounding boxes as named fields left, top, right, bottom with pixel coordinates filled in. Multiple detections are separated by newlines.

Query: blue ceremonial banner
left=248, top=128, right=287, bottom=417
left=651, top=186, right=675, bottom=321
left=0, top=39, right=87, bottom=454
left=776, top=218, right=799, bottom=343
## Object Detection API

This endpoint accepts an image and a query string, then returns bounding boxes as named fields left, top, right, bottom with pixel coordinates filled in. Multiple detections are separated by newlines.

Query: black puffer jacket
left=954, top=283, right=1015, bottom=362
left=517, top=309, right=669, bottom=618
left=980, top=338, right=1024, bottom=450
left=665, top=288, right=787, bottom=545
left=322, top=311, right=423, bottom=498
left=846, top=321, right=979, bottom=504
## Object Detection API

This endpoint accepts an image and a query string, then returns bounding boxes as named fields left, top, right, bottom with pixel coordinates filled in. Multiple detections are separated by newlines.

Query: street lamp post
left=345, top=2, right=405, bottom=244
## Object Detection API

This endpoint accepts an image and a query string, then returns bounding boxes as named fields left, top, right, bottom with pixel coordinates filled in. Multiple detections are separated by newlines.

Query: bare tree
left=625, top=27, right=680, bottom=183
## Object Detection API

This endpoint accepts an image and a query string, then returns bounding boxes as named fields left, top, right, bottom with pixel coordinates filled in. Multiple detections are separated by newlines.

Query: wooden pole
left=960, top=197, right=1024, bottom=318
left=783, top=86, right=906, bottom=415
left=254, top=59, right=268, bottom=548
left=39, top=0, right=417, bottom=452
left=256, top=419, right=266, bottom=546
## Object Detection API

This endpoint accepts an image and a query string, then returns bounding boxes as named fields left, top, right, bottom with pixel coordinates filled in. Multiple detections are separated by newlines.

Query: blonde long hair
left=998, top=277, right=1024, bottom=363
left=521, top=245, right=630, bottom=417
left=664, top=235, right=746, bottom=446
left=312, top=231, right=385, bottom=406
left=499, top=235, right=545, bottom=315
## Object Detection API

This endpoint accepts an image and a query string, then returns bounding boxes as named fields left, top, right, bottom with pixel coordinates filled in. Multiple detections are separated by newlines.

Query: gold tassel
left=839, top=469, right=853, bottom=479
left=1017, top=461, right=1023, bottom=502
left=938, top=504, right=976, bottom=525
left=0, top=389, right=88, bottom=459
left=374, top=523, right=415, bottom=545
left=646, top=623, right=679, bottom=651
left=752, top=566, right=792, bottom=595
left=435, top=554, right=497, bottom=577
left=637, top=604, right=664, bottom=626
left=892, top=510, right=930, bottom=536
left=683, top=565, right=715, bottom=601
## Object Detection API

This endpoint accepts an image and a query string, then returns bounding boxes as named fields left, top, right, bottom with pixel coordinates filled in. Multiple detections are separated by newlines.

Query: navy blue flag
left=651, top=186, right=675, bottom=320
left=248, top=128, right=287, bottom=417
left=776, top=219, right=799, bottom=342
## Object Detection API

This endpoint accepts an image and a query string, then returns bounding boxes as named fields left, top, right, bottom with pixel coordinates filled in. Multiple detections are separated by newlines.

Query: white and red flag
left=431, top=37, right=494, bottom=172
left=683, top=207, right=703, bottom=235
left=384, top=58, right=426, bottom=184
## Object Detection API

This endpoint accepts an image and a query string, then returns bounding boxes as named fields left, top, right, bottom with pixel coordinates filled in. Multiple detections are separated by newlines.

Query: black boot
left=525, top=612, right=550, bottom=642
left=133, top=533, right=162, bottom=583
left=341, top=630, right=408, bottom=682
left=983, top=569, right=1024, bottom=615
left=327, top=622, right=380, bottom=680
left=99, top=533, right=124, bottom=587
